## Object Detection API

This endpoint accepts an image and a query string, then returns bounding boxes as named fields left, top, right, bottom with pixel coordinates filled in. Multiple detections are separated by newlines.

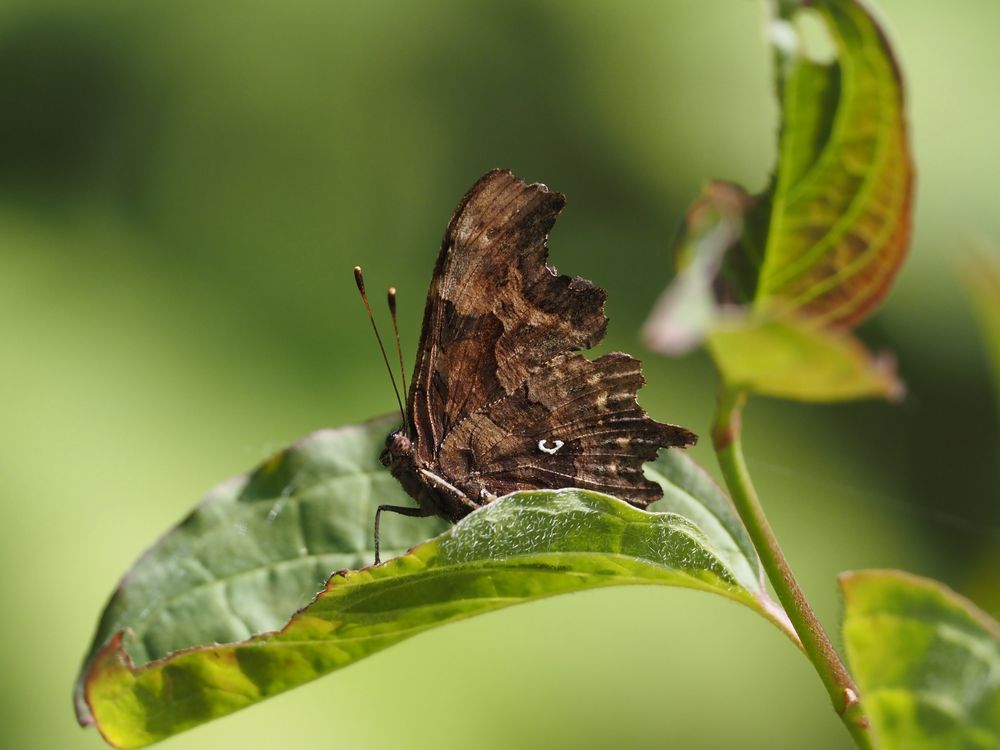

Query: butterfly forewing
left=408, top=170, right=607, bottom=458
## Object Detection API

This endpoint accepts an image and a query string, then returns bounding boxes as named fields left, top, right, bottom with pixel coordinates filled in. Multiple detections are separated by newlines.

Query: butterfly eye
left=385, top=431, right=412, bottom=458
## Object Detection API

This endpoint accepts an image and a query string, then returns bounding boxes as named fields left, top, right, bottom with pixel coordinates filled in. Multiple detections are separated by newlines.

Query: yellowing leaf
left=706, top=314, right=903, bottom=402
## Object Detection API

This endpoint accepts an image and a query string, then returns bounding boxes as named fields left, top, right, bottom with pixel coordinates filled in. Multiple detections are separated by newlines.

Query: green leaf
left=706, top=314, right=903, bottom=402
left=78, top=422, right=792, bottom=749
left=644, top=445, right=767, bottom=593
left=74, top=416, right=448, bottom=725
left=840, top=570, right=1000, bottom=750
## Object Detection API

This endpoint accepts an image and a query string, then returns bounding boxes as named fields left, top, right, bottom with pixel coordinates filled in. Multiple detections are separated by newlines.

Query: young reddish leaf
left=644, top=0, right=912, bottom=403
left=841, top=570, right=1000, bottom=749
left=754, top=0, right=913, bottom=327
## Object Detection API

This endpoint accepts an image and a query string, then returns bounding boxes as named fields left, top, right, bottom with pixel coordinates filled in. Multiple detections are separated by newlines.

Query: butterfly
left=357, top=169, right=696, bottom=562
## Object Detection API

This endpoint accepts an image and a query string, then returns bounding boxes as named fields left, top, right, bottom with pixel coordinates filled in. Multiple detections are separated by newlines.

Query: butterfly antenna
left=387, top=286, right=410, bottom=434
left=354, top=266, right=407, bottom=430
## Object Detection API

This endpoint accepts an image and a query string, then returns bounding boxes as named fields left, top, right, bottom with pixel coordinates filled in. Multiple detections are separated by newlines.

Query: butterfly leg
left=374, top=504, right=434, bottom=565
left=417, top=468, right=481, bottom=518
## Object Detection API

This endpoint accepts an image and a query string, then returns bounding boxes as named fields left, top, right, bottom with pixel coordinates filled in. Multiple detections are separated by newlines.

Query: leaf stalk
left=712, top=387, right=875, bottom=750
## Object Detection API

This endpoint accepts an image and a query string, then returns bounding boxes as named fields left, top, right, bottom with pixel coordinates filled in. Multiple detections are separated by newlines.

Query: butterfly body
left=373, top=170, right=696, bottom=545
left=380, top=430, right=480, bottom=522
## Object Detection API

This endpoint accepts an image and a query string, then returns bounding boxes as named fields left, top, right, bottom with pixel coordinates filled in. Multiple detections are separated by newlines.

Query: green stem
left=712, top=388, right=875, bottom=750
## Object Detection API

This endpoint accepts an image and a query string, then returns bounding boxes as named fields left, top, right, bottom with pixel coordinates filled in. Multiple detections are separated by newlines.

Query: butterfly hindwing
left=437, top=352, right=696, bottom=504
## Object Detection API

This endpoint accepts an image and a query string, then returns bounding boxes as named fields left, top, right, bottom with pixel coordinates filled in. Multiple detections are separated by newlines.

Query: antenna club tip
left=353, top=266, right=365, bottom=293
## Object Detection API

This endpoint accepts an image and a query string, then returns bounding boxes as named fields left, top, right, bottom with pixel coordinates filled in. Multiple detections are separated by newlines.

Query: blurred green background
left=2, top=0, right=998, bottom=747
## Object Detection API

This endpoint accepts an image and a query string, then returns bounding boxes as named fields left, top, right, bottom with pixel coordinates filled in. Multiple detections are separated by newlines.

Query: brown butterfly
left=356, top=169, right=696, bottom=562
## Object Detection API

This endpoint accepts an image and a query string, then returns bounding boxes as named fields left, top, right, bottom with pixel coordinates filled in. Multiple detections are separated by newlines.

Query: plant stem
left=712, top=388, right=875, bottom=750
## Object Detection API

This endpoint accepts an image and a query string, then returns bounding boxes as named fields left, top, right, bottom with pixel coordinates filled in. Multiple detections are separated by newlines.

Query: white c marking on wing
left=538, top=439, right=564, bottom=455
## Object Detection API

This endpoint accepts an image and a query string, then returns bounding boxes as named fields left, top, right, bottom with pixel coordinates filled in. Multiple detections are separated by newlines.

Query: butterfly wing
left=408, top=170, right=607, bottom=457
left=436, top=352, right=696, bottom=506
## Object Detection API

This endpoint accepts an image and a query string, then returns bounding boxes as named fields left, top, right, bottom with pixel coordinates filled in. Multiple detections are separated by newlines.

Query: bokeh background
left=2, top=0, right=998, bottom=748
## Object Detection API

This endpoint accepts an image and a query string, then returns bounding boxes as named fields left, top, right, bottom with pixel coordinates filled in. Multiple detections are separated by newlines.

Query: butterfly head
left=380, top=429, right=414, bottom=468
